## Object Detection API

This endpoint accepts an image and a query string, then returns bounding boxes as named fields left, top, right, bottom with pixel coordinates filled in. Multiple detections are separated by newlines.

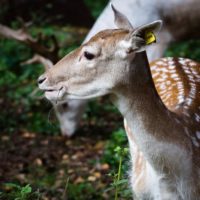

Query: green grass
left=0, top=183, right=41, bottom=200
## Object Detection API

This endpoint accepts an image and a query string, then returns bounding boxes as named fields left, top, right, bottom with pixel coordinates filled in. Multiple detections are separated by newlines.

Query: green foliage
left=0, top=39, right=45, bottom=133
left=0, top=25, right=84, bottom=134
left=67, top=182, right=99, bottom=200
left=29, top=166, right=57, bottom=188
left=84, top=0, right=109, bottom=19
left=112, top=147, right=130, bottom=200
left=165, top=40, right=200, bottom=61
left=0, top=183, right=41, bottom=200
left=102, top=128, right=128, bottom=168
left=102, top=129, right=132, bottom=199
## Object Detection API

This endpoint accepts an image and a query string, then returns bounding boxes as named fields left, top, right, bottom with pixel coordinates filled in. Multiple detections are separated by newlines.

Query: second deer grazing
left=38, top=6, right=200, bottom=200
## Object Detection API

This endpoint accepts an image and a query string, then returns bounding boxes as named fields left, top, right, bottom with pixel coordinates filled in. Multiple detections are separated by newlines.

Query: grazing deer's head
left=38, top=5, right=162, bottom=102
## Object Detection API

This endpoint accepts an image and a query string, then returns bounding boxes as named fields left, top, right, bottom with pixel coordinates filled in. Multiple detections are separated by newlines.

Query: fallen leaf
left=68, top=169, right=74, bottom=174
left=16, top=173, right=26, bottom=181
left=34, top=158, right=43, bottom=166
left=74, top=176, right=84, bottom=184
left=93, top=172, right=101, bottom=178
left=22, top=132, right=36, bottom=138
left=101, top=163, right=110, bottom=170
left=62, top=154, right=69, bottom=160
left=94, top=141, right=105, bottom=150
left=41, top=140, right=49, bottom=145
left=1, top=135, right=9, bottom=141
left=88, top=176, right=96, bottom=182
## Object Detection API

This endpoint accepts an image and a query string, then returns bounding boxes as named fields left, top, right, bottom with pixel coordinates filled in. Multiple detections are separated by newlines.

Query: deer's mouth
left=42, top=86, right=66, bottom=102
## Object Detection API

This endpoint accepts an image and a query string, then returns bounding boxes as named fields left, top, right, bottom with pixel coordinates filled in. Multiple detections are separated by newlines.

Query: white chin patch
left=45, top=89, right=65, bottom=102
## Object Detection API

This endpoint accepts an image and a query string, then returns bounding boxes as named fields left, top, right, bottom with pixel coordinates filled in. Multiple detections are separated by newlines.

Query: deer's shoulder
left=150, top=57, right=200, bottom=115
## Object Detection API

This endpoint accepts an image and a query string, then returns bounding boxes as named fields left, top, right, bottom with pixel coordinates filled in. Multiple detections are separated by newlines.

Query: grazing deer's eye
left=84, top=51, right=95, bottom=60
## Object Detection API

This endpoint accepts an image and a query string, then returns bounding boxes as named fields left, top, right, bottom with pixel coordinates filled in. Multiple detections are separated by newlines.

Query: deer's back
left=151, top=57, right=200, bottom=115
left=150, top=58, right=200, bottom=166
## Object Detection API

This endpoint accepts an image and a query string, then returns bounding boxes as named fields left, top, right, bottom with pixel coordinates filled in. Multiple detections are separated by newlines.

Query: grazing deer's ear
left=129, top=20, right=163, bottom=52
left=111, top=4, right=133, bottom=30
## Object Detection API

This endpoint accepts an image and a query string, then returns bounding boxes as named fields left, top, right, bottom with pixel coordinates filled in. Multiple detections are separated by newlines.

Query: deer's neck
left=112, top=52, right=189, bottom=170
left=114, top=52, right=169, bottom=125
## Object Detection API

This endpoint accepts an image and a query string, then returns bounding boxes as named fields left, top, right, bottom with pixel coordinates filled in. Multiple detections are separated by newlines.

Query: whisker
left=47, top=106, right=55, bottom=125
left=56, top=88, right=62, bottom=104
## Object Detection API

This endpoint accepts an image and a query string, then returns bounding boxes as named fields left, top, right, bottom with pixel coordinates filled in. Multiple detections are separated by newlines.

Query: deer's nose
left=38, top=75, right=47, bottom=84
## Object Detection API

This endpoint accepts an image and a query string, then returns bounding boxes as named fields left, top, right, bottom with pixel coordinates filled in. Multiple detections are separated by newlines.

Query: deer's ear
left=129, top=20, right=162, bottom=52
left=111, top=4, right=133, bottom=30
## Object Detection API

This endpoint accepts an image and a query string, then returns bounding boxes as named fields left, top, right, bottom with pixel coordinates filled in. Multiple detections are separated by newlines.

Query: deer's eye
left=84, top=51, right=95, bottom=60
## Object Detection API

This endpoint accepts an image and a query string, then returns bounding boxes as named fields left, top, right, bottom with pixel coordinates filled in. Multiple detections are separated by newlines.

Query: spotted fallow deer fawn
left=38, top=5, right=200, bottom=200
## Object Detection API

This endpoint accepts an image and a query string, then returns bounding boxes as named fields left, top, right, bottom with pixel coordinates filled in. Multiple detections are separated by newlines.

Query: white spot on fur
left=169, top=65, right=176, bottom=69
left=150, top=65, right=157, bottom=71
left=196, top=131, right=200, bottom=139
left=191, top=137, right=200, bottom=147
left=184, top=126, right=190, bottom=136
left=195, top=114, right=200, bottom=122
left=175, top=118, right=181, bottom=124
left=156, top=61, right=165, bottom=65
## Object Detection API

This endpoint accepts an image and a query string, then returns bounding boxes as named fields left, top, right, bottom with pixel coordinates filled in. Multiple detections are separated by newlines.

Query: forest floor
left=0, top=98, right=131, bottom=200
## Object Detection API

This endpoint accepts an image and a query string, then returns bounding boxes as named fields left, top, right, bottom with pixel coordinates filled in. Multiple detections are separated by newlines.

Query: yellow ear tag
left=145, top=31, right=156, bottom=45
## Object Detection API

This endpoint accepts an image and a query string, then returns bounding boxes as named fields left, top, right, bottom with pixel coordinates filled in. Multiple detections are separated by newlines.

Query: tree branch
left=0, top=23, right=59, bottom=63
left=21, top=54, right=53, bottom=70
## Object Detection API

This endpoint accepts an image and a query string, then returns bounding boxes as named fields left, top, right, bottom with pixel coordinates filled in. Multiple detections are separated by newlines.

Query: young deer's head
left=38, top=5, right=162, bottom=102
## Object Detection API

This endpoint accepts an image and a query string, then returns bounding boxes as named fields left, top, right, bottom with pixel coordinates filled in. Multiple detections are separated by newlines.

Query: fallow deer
left=38, top=6, right=200, bottom=199
left=59, top=0, right=200, bottom=137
